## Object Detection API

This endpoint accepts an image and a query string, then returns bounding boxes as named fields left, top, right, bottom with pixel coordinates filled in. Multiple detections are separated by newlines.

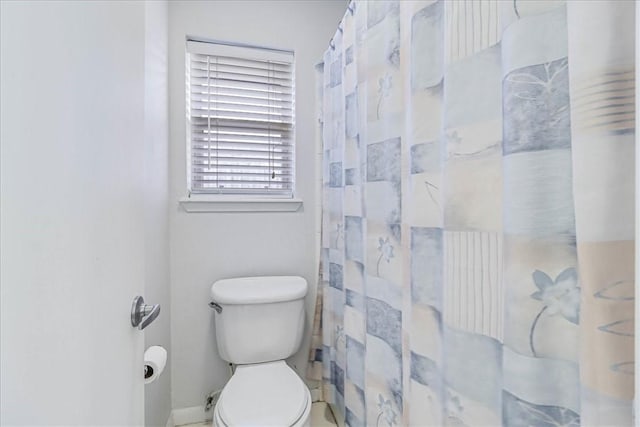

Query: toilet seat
left=215, top=361, right=311, bottom=426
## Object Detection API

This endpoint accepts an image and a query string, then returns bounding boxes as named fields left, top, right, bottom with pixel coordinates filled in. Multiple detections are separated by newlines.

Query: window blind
left=186, top=39, right=295, bottom=196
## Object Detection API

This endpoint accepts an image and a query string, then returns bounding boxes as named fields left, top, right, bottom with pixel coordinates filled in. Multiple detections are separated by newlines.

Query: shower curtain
left=314, top=1, right=635, bottom=426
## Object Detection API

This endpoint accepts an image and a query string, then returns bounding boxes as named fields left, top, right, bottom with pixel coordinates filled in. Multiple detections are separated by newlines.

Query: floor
left=180, top=401, right=338, bottom=427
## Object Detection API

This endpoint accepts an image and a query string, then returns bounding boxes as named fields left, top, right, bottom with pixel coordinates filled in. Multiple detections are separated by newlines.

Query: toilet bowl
left=209, top=276, right=311, bottom=427
left=212, top=361, right=311, bottom=427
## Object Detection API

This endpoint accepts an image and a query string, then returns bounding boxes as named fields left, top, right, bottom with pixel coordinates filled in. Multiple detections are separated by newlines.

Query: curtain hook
left=348, top=2, right=355, bottom=15
left=329, top=39, right=335, bottom=50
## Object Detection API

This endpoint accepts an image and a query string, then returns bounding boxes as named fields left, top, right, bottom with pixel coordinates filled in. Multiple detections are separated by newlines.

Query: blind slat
left=191, top=99, right=293, bottom=112
left=190, top=54, right=292, bottom=71
left=190, top=59, right=293, bottom=71
left=192, top=179, right=291, bottom=185
left=191, top=185, right=292, bottom=190
left=190, top=74, right=292, bottom=87
left=190, top=88, right=293, bottom=103
left=192, top=167, right=294, bottom=176
left=192, top=149, right=293, bottom=157
left=190, top=76, right=291, bottom=91
left=192, top=155, right=293, bottom=163
left=193, top=155, right=292, bottom=160
left=191, top=122, right=293, bottom=133
left=190, top=62, right=293, bottom=79
left=192, top=135, right=293, bottom=144
left=190, top=67, right=293, bottom=83
left=191, top=96, right=292, bottom=110
left=190, top=106, right=293, bottom=120
left=191, top=142, right=293, bottom=150
left=194, top=168, right=292, bottom=174
left=189, top=81, right=293, bottom=96
left=191, top=149, right=294, bottom=159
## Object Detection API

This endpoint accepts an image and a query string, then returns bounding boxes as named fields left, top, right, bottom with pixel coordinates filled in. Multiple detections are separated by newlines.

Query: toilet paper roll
left=144, top=346, right=167, bottom=384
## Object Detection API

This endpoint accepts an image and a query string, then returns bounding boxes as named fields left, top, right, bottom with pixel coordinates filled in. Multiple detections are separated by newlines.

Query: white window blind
left=186, top=39, right=295, bottom=196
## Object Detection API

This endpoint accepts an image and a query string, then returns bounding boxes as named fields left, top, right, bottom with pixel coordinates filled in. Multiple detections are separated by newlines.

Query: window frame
left=182, top=36, right=301, bottom=211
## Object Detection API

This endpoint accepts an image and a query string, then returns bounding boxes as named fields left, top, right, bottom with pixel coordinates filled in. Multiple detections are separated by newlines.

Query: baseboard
left=310, top=386, right=322, bottom=402
left=171, top=406, right=211, bottom=426
left=165, top=411, right=175, bottom=427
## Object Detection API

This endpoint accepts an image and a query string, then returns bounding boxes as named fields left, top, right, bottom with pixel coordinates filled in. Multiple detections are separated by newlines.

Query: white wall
left=0, top=1, right=154, bottom=424
left=144, top=2, right=172, bottom=427
left=168, top=0, right=347, bottom=410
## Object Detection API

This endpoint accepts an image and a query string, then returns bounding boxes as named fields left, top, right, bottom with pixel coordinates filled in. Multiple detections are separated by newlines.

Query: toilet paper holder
left=144, top=345, right=167, bottom=384
left=131, top=296, right=161, bottom=330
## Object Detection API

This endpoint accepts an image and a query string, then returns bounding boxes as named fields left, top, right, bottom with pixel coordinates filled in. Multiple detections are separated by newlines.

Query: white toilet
left=210, top=276, right=312, bottom=427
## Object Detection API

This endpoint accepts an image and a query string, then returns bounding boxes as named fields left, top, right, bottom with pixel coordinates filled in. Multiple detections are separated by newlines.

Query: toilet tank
left=210, top=276, right=308, bottom=365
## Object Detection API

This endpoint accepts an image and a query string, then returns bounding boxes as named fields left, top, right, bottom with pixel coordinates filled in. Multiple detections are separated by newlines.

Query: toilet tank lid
left=211, top=276, right=308, bottom=304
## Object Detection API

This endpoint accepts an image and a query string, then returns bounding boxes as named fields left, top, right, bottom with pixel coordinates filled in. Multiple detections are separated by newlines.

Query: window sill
left=179, top=195, right=303, bottom=213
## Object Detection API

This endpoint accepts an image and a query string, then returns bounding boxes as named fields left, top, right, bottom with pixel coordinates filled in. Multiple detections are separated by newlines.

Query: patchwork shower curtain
left=314, top=1, right=635, bottom=425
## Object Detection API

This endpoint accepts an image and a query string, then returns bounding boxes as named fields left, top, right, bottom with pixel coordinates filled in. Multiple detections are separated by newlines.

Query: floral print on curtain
left=317, top=1, right=635, bottom=426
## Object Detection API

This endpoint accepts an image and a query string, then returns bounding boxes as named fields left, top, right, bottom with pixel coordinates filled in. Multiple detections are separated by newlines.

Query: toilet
left=209, top=276, right=312, bottom=427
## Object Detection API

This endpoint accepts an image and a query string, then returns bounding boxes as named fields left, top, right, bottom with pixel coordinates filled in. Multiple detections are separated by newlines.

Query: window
left=186, top=38, right=295, bottom=197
